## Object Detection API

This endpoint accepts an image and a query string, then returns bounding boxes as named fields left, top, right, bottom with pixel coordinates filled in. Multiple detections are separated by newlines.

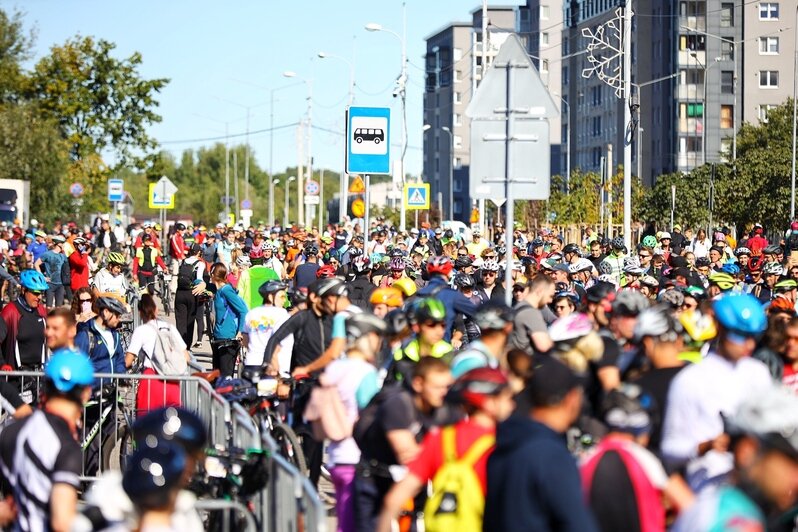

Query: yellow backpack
left=423, top=426, right=495, bottom=532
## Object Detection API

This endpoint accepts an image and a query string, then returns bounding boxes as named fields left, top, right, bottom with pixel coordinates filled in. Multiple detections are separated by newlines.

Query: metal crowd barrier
left=0, top=369, right=326, bottom=530
left=195, top=499, right=257, bottom=531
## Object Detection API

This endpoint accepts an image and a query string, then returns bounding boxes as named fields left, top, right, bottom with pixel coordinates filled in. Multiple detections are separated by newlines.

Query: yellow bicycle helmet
left=107, top=252, right=126, bottom=265
left=392, top=277, right=417, bottom=298
left=707, top=272, right=736, bottom=292
left=370, top=287, right=404, bottom=308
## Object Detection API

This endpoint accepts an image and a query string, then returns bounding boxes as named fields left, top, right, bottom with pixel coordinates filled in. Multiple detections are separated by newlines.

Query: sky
left=3, top=0, right=520, bottom=178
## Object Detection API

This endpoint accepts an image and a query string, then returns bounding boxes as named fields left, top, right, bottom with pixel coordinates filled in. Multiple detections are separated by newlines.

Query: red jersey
left=783, top=364, right=798, bottom=394
left=407, top=419, right=494, bottom=494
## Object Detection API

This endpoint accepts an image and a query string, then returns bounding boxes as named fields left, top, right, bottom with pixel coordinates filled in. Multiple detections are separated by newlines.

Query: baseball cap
left=526, top=356, right=581, bottom=408
left=552, top=263, right=571, bottom=273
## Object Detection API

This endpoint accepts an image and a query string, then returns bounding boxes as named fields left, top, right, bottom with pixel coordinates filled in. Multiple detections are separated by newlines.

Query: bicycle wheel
left=271, top=420, right=308, bottom=475
left=162, top=280, right=172, bottom=316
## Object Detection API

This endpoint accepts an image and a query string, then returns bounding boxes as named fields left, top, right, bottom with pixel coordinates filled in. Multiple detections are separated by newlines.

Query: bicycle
left=217, top=370, right=309, bottom=475
left=81, top=383, right=133, bottom=478
left=158, top=270, right=172, bottom=316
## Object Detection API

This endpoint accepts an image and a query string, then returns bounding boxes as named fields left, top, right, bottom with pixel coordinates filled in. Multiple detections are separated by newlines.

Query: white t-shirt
left=242, top=305, right=292, bottom=370
left=127, top=320, right=187, bottom=370
left=92, top=268, right=128, bottom=295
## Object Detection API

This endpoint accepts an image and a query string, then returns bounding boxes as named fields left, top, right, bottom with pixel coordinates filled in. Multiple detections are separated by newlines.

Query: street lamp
left=365, top=8, right=408, bottom=231
left=792, top=4, right=798, bottom=220
left=270, top=178, right=279, bottom=228
left=283, top=71, right=313, bottom=227
left=283, top=176, right=296, bottom=228
left=554, top=94, right=571, bottom=192
left=317, top=50, right=356, bottom=223
left=689, top=51, right=720, bottom=166
left=441, top=127, right=454, bottom=221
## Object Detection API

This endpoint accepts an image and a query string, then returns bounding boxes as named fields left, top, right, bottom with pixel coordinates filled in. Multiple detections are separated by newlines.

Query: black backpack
left=353, top=384, right=406, bottom=452
left=177, top=260, right=198, bottom=290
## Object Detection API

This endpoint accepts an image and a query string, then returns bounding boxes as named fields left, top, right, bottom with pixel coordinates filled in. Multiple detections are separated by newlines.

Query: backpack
left=147, top=320, right=188, bottom=376
left=303, top=375, right=352, bottom=442
left=353, top=384, right=404, bottom=451
left=423, top=426, right=495, bottom=532
left=177, top=259, right=198, bottom=290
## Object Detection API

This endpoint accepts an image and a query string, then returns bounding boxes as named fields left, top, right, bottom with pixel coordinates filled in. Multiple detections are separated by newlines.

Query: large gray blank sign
left=467, top=34, right=557, bottom=201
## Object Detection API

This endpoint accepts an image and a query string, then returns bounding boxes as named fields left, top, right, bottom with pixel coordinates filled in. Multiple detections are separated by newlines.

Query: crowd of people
left=0, top=213, right=796, bottom=531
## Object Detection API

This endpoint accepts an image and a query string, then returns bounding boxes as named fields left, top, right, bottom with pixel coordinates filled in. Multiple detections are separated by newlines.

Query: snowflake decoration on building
left=581, top=7, right=627, bottom=99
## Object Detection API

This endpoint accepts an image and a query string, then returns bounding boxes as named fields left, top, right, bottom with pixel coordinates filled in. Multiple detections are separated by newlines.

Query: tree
left=24, top=36, right=168, bottom=170
left=0, top=103, right=70, bottom=221
left=639, top=170, right=711, bottom=230
left=0, top=9, right=32, bottom=103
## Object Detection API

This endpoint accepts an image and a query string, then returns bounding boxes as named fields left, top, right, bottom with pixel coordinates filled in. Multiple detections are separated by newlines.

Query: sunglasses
left=484, top=271, right=497, bottom=276
left=28, top=291, right=43, bottom=296
left=457, top=253, right=468, bottom=257
left=484, top=255, right=496, bottom=260
left=79, top=297, right=93, bottom=303
left=638, top=254, right=650, bottom=258
left=422, top=321, right=445, bottom=328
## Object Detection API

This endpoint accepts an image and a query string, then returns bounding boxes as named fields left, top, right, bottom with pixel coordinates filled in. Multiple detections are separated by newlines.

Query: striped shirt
left=0, top=410, right=82, bottom=532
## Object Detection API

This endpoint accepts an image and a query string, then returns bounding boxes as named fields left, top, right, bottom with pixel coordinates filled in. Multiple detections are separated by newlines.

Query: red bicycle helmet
left=316, top=264, right=337, bottom=279
left=426, top=256, right=453, bottom=276
left=449, top=367, right=508, bottom=409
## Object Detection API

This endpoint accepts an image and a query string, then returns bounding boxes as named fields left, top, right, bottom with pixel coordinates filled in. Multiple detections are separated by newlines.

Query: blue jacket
left=213, top=284, right=248, bottom=340
left=417, top=276, right=477, bottom=341
left=483, top=416, right=598, bottom=532
left=75, top=320, right=126, bottom=376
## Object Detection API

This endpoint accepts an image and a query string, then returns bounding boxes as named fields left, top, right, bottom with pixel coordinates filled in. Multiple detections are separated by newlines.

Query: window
left=541, top=32, right=550, bottom=46
left=453, top=158, right=462, bottom=170
left=562, top=66, right=569, bottom=85
left=540, top=5, right=550, bottom=19
left=454, top=69, right=462, bottom=83
left=591, top=85, right=603, bottom=106
left=720, top=3, right=734, bottom=27
left=453, top=92, right=462, bottom=104
left=453, top=48, right=462, bottom=61
left=720, top=105, right=733, bottom=128
left=720, top=41, right=734, bottom=61
left=592, top=116, right=602, bottom=137
left=684, top=103, right=704, bottom=117
left=686, top=137, right=703, bottom=153
left=721, top=71, right=734, bottom=94
left=454, top=113, right=462, bottom=126
left=759, top=2, right=779, bottom=20
left=759, top=36, right=779, bottom=54
left=680, top=34, right=706, bottom=51
left=759, top=70, right=779, bottom=88
left=541, top=59, right=549, bottom=73
left=453, top=135, right=462, bottom=149
left=592, top=147, right=601, bottom=167
left=759, top=104, right=777, bottom=122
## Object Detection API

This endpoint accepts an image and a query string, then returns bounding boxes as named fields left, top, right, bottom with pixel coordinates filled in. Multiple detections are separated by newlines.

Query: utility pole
left=622, top=0, right=633, bottom=249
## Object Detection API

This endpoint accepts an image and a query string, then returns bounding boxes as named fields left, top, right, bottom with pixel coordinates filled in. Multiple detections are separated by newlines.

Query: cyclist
left=242, top=281, right=292, bottom=374
left=581, top=385, right=694, bottom=531
left=347, top=255, right=375, bottom=310
left=323, top=313, right=385, bottom=532
left=45, top=307, right=79, bottom=353
left=0, top=269, right=48, bottom=370
left=377, top=368, right=513, bottom=532
left=75, top=296, right=129, bottom=375
left=476, top=259, right=504, bottom=303
left=0, top=349, right=94, bottom=532
left=388, top=298, right=453, bottom=384
left=661, top=293, right=772, bottom=492
left=451, top=302, right=513, bottom=378
left=369, top=287, right=403, bottom=319
left=294, top=243, right=320, bottom=289
left=174, top=244, right=207, bottom=347
left=417, top=256, right=477, bottom=342
left=599, top=237, right=626, bottom=286
left=209, top=263, right=248, bottom=377
left=132, top=233, right=166, bottom=291
left=673, top=387, right=798, bottom=531
left=508, top=274, right=555, bottom=355
left=168, top=223, right=188, bottom=293
left=68, top=236, right=91, bottom=292
left=35, top=236, right=67, bottom=308
left=91, top=251, right=129, bottom=301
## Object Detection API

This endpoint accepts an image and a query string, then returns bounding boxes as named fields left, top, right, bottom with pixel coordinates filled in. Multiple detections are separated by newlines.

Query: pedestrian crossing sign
left=404, top=183, right=430, bottom=210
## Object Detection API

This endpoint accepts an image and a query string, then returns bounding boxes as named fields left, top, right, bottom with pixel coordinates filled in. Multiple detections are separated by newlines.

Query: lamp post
left=318, top=51, right=356, bottom=223
left=440, top=127, right=454, bottom=220
left=270, top=178, right=279, bottom=229
left=557, top=95, right=571, bottom=192
left=283, top=176, right=296, bottom=228
left=689, top=51, right=720, bottom=166
left=366, top=6, right=408, bottom=231
left=283, top=71, right=313, bottom=227
left=791, top=4, right=798, bottom=220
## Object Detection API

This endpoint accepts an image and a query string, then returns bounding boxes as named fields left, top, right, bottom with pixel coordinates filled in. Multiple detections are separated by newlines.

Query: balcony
left=679, top=15, right=706, bottom=32
left=677, top=84, right=703, bottom=100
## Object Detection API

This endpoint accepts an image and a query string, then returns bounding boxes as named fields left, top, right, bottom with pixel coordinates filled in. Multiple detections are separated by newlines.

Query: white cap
left=659, top=232, right=671, bottom=240
left=30, top=219, right=38, bottom=227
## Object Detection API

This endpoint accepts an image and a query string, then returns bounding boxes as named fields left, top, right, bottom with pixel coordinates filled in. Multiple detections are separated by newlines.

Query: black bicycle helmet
left=311, top=277, right=348, bottom=298
left=601, top=384, right=655, bottom=436
left=123, top=441, right=186, bottom=510
left=763, top=244, right=783, bottom=255
left=585, top=281, right=616, bottom=304
left=695, top=257, right=712, bottom=268
left=305, top=243, right=319, bottom=256
left=258, top=280, right=288, bottom=299
left=611, top=236, right=625, bottom=250
left=563, top=243, right=580, bottom=255
left=385, top=309, right=410, bottom=337
left=95, top=296, right=127, bottom=316
left=132, top=406, right=208, bottom=455
left=288, top=286, right=308, bottom=306
left=352, top=255, right=371, bottom=274
left=453, top=273, right=475, bottom=289
left=454, top=256, right=473, bottom=270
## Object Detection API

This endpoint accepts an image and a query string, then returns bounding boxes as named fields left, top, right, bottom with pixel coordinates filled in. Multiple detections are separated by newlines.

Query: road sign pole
left=503, top=63, right=515, bottom=307
left=364, top=174, right=370, bottom=230
left=319, top=168, right=324, bottom=233
left=623, top=0, right=633, bottom=249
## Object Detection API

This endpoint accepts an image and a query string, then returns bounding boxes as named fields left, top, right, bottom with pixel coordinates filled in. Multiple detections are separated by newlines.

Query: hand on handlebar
left=291, top=366, right=309, bottom=379
left=192, top=281, right=207, bottom=296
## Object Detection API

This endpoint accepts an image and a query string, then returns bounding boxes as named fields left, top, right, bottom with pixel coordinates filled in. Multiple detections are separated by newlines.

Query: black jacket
left=484, top=416, right=598, bottom=532
left=263, top=308, right=332, bottom=372
left=348, top=276, right=375, bottom=310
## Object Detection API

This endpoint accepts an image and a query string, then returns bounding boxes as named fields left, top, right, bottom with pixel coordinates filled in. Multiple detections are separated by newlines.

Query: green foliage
left=548, top=167, right=644, bottom=227
left=24, top=36, right=168, bottom=170
left=0, top=103, right=70, bottom=221
left=0, top=9, right=32, bottom=103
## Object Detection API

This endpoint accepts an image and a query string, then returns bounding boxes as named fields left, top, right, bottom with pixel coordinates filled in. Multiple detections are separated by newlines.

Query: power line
left=159, top=122, right=299, bottom=145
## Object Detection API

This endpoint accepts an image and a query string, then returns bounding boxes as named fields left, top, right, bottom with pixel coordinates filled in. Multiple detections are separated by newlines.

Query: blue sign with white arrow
left=346, top=106, right=391, bottom=175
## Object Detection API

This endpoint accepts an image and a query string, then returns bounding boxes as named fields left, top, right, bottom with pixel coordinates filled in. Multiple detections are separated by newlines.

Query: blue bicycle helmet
left=721, top=262, right=741, bottom=276
left=712, top=293, right=767, bottom=336
left=123, top=441, right=186, bottom=510
left=44, top=349, right=95, bottom=392
left=132, top=406, right=208, bottom=454
left=19, top=269, right=48, bottom=292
